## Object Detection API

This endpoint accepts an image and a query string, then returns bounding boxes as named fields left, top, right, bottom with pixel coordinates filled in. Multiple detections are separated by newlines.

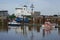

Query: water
left=0, top=24, right=60, bottom=40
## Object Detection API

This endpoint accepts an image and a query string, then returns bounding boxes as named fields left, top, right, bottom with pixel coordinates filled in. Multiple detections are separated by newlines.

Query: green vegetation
left=53, top=15, right=58, bottom=17
left=26, top=15, right=33, bottom=18
left=0, top=22, right=2, bottom=26
left=8, top=14, right=16, bottom=19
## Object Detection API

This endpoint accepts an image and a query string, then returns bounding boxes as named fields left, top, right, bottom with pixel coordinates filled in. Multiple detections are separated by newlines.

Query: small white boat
left=8, top=20, right=21, bottom=26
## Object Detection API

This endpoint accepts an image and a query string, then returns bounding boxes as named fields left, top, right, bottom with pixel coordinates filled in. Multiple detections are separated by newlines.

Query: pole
left=30, top=4, right=34, bottom=24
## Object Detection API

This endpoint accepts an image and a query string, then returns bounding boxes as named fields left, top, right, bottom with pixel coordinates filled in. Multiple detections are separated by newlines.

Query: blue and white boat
left=15, top=17, right=29, bottom=23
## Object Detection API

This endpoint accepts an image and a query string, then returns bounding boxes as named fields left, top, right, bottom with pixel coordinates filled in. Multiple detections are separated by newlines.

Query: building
left=0, top=10, right=9, bottom=25
left=15, top=7, right=31, bottom=18
left=31, top=11, right=41, bottom=23
left=0, top=10, right=8, bottom=19
left=31, top=11, right=40, bottom=17
left=34, top=11, right=40, bottom=16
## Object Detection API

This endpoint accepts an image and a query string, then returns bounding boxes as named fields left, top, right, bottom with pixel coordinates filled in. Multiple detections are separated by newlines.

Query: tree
left=53, top=14, right=58, bottom=17
left=8, top=14, right=16, bottom=20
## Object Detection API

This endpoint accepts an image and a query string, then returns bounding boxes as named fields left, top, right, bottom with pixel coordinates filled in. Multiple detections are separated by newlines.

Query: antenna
left=30, top=4, right=34, bottom=13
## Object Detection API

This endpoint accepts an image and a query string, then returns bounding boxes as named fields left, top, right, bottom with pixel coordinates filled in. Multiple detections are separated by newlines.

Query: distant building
left=32, top=11, right=40, bottom=17
left=15, top=7, right=31, bottom=18
left=0, top=10, right=8, bottom=19
left=34, top=11, right=40, bottom=16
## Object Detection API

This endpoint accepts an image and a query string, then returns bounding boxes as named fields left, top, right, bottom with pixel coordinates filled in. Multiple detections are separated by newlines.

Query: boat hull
left=8, top=24, right=22, bottom=26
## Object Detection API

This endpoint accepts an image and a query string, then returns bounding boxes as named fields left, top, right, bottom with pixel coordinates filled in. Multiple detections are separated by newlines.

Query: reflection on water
left=0, top=23, right=60, bottom=40
left=43, top=29, right=45, bottom=37
left=58, top=27, right=60, bottom=35
left=36, top=26, right=40, bottom=32
left=42, top=28, right=51, bottom=38
left=28, top=25, right=33, bottom=31
left=0, top=26, right=8, bottom=32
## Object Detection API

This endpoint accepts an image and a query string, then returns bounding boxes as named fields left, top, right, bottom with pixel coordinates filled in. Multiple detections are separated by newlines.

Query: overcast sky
left=0, top=0, right=60, bottom=15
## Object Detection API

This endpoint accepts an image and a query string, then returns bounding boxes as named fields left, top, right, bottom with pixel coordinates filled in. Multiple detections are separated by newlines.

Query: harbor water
left=0, top=23, right=60, bottom=40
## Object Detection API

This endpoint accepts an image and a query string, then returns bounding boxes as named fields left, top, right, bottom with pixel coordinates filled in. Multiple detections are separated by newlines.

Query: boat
left=8, top=20, right=21, bottom=26
left=42, top=21, right=56, bottom=29
left=15, top=17, right=29, bottom=23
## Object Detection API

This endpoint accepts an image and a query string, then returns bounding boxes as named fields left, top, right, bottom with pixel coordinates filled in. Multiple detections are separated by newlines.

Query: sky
left=0, top=0, right=60, bottom=15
